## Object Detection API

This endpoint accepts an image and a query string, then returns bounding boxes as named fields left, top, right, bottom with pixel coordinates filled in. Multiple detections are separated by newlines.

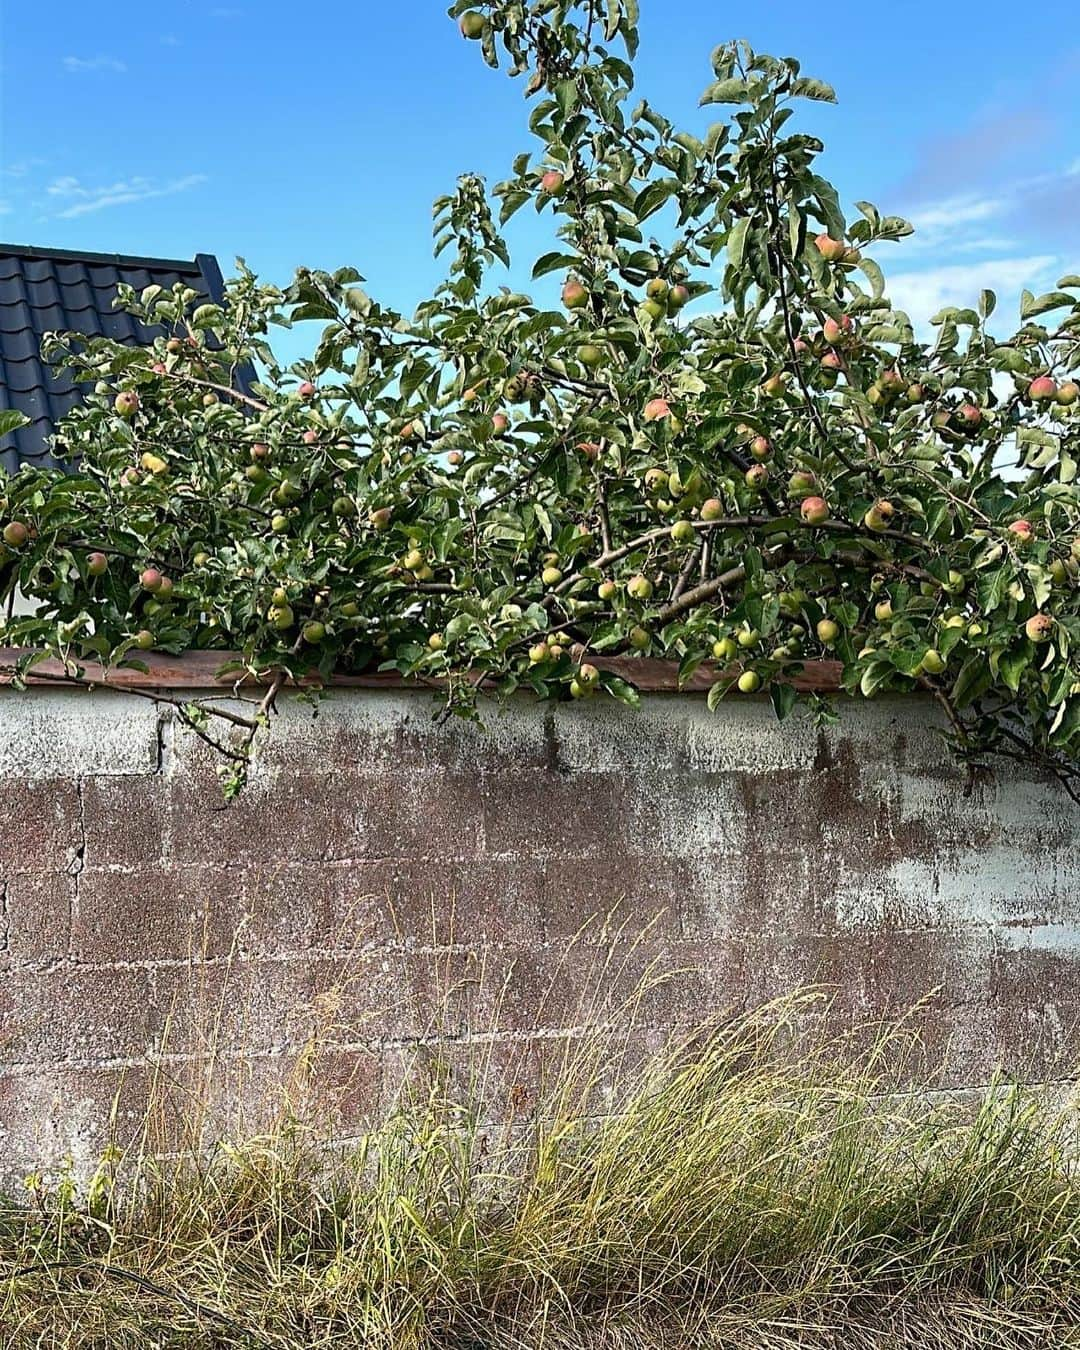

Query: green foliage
left=1, top=1, right=1078, bottom=794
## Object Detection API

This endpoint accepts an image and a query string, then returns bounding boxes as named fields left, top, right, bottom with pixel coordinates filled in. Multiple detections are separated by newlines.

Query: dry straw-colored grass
left=1, top=927, right=1079, bottom=1349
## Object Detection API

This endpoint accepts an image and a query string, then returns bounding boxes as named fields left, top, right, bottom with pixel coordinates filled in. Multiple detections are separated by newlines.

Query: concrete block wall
left=0, top=683, right=1077, bottom=1182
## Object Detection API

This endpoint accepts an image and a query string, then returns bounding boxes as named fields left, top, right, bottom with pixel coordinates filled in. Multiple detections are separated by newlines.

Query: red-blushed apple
left=762, top=372, right=788, bottom=397
left=1056, top=381, right=1079, bottom=406
left=744, top=463, right=769, bottom=491
left=561, top=278, right=588, bottom=310
left=156, top=577, right=174, bottom=599
left=822, top=315, right=853, bottom=344
left=447, top=450, right=464, bottom=467
left=643, top=397, right=671, bottom=422
left=749, top=435, right=772, bottom=461
left=490, top=412, right=510, bottom=437
left=597, top=579, right=617, bottom=601
left=302, top=429, right=318, bottom=445
left=140, top=567, right=163, bottom=593
left=114, top=390, right=139, bottom=419
left=87, top=551, right=108, bottom=577
left=540, top=169, right=565, bottom=195
left=821, top=350, right=843, bottom=372
left=1025, top=613, right=1054, bottom=643
left=369, top=507, right=392, bottom=531
left=792, top=337, right=810, bottom=355
left=1008, top=519, right=1035, bottom=546
left=251, top=443, right=270, bottom=461
left=700, top=498, right=723, bottom=522
left=151, top=362, right=166, bottom=375
left=800, top=496, right=829, bottom=525
left=1029, top=375, right=1058, bottom=402
left=814, top=233, right=846, bottom=263
left=576, top=441, right=602, bottom=461
left=297, top=381, right=316, bottom=399
left=667, top=284, right=690, bottom=310
left=2, top=521, right=29, bottom=548
left=955, top=403, right=983, bottom=431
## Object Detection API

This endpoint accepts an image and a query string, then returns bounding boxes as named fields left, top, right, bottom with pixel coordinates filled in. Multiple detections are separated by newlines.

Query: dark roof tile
left=0, top=244, right=229, bottom=470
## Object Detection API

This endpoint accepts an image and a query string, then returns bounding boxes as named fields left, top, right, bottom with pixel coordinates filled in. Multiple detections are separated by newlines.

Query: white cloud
left=45, top=173, right=208, bottom=218
left=887, top=255, right=1057, bottom=324
left=62, top=55, right=127, bottom=73
left=907, top=196, right=1005, bottom=232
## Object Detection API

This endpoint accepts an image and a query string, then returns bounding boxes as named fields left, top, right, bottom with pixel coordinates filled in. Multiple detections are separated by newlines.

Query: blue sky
left=2, top=0, right=1079, bottom=342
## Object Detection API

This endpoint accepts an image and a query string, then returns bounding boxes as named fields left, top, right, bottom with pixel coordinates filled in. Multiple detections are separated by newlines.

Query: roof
left=0, top=244, right=227, bottom=472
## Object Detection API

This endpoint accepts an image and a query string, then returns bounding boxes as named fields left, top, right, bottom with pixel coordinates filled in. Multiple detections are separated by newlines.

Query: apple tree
left=0, top=0, right=1078, bottom=800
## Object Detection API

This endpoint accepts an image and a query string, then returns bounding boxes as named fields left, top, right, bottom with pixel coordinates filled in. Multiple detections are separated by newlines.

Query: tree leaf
left=0, top=410, right=29, bottom=438
left=699, top=78, right=752, bottom=105
left=770, top=681, right=798, bottom=721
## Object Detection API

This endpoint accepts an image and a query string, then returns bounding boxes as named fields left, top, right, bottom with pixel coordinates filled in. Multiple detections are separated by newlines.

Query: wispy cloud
left=887, top=255, right=1058, bottom=323
left=45, top=173, right=208, bottom=218
left=62, top=55, right=127, bottom=74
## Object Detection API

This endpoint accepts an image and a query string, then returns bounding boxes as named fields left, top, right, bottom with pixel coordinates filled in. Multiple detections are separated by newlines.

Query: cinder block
left=81, top=774, right=170, bottom=870
left=0, top=778, right=82, bottom=873
left=0, top=689, right=161, bottom=778
left=0, top=966, right=153, bottom=1066
left=72, top=866, right=247, bottom=964
left=149, top=957, right=316, bottom=1061
left=542, top=854, right=687, bottom=944
left=3, top=872, right=74, bottom=964
left=481, top=770, right=635, bottom=859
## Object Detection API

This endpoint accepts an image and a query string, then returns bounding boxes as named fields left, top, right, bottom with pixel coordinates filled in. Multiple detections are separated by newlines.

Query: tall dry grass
left=1, top=933, right=1078, bottom=1349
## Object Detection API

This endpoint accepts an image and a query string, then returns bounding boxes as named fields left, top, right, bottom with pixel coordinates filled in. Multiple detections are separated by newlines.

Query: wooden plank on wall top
left=0, top=647, right=845, bottom=695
